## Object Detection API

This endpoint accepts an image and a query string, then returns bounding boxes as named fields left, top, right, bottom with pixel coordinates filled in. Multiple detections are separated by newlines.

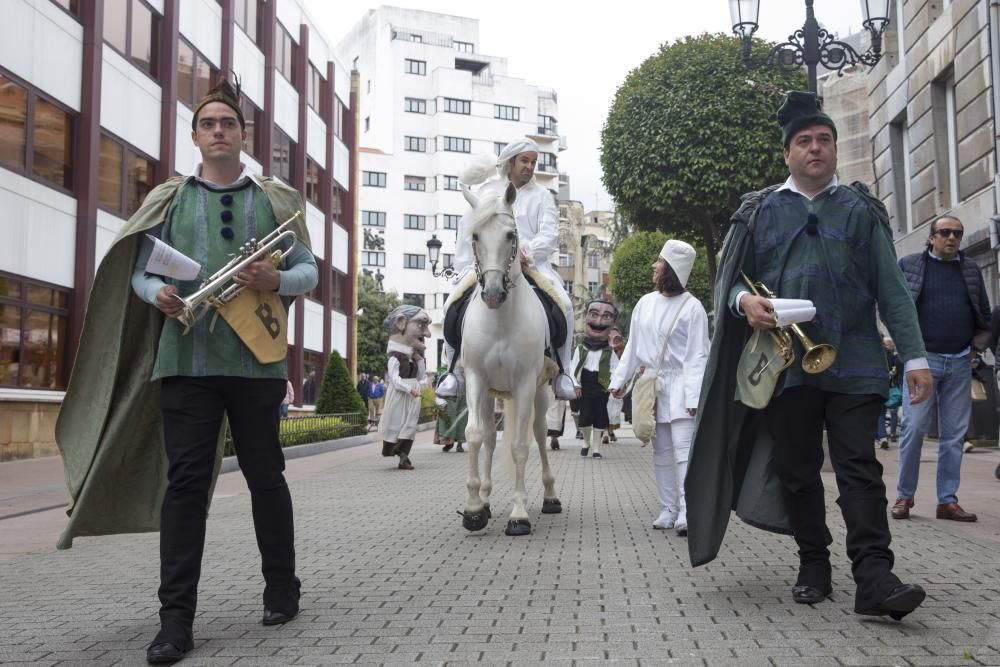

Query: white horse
left=458, top=181, right=563, bottom=536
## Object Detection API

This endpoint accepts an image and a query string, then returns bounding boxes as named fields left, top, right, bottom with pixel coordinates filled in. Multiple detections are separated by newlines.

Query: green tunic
left=152, top=180, right=288, bottom=380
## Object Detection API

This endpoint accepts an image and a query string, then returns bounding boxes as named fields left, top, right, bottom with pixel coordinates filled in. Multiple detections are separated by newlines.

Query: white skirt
left=379, top=379, right=421, bottom=442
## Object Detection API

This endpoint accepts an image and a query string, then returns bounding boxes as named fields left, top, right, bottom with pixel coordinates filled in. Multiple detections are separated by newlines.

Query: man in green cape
left=56, top=79, right=316, bottom=663
left=686, top=91, right=933, bottom=621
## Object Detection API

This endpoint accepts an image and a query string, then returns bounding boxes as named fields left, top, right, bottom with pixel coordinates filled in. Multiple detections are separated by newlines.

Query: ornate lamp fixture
left=730, top=0, right=891, bottom=92
left=426, top=234, right=454, bottom=279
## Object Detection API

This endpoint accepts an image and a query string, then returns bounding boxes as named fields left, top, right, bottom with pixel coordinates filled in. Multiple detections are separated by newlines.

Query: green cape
left=55, top=176, right=310, bottom=549
left=685, top=184, right=793, bottom=568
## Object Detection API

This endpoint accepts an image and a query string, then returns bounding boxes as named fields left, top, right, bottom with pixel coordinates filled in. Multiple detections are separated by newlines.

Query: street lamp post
left=426, top=234, right=454, bottom=279
left=729, top=0, right=891, bottom=93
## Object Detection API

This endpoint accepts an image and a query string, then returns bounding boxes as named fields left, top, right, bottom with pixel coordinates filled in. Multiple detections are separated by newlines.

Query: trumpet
left=176, top=211, right=301, bottom=330
left=740, top=272, right=836, bottom=374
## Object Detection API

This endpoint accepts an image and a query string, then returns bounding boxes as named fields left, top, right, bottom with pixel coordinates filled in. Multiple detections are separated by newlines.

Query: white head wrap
left=659, top=240, right=696, bottom=288
left=496, top=138, right=540, bottom=177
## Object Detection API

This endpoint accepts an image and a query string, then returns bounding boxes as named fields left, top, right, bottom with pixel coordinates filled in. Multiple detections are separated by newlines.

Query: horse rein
left=471, top=214, right=519, bottom=293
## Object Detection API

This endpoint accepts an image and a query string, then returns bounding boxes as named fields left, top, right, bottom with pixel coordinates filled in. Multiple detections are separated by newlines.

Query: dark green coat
left=55, top=176, right=310, bottom=549
left=685, top=185, right=791, bottom=568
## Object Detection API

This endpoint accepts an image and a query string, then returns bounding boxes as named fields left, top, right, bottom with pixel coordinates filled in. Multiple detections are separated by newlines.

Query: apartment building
left=0, top=0, right=358, bottom=460
left=338, top=6, right=567, bottom=371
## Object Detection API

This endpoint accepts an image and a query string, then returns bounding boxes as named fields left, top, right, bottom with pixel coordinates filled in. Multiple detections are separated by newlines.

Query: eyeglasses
left=934, top=228, right=963, bottom=239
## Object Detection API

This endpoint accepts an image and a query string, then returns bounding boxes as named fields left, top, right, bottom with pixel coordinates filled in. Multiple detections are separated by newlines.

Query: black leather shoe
left=146, top=641, right=190, bottom=664
left=262, top=608, right=298, bottom=626
left=792, top=585, right=831, bottom=604
left=856, top=583, right=925, bottom=620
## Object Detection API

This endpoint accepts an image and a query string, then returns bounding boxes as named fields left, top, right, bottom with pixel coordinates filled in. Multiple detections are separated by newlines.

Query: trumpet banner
left=216, top=289, right=288, bottom=364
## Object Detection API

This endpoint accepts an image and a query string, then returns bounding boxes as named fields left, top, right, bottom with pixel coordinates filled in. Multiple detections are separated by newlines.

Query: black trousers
left=766, top=386, right=900, bottom=610
left=577, top=371, right=610, bottom=430
left=157, top=376, right=297, bottom=642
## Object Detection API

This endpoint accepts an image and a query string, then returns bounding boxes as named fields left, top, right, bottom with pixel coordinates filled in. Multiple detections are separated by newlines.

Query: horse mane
left=462, top=191, right=515, bottom=241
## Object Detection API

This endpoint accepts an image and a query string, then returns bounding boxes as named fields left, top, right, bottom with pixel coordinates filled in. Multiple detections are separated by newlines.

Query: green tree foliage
left=316, top=350, right=366, bottom=417
left=356, top=273, right=401, bottom=377
left=608, top=231, right=713, bottom=335
left=601, top=33, right=806, bottom=282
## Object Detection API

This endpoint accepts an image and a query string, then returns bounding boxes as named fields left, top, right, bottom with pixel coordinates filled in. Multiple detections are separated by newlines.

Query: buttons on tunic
left=219, top=193, right=234, bottom=240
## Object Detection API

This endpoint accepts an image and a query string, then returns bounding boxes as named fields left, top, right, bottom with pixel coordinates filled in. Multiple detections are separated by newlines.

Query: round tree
left=601, top=33, right=807, bottom=282
left=315, top=350, right=367, bottom=416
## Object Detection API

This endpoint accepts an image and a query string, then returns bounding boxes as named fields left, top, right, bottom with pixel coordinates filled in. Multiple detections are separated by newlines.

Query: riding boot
left=435, top=343, right=464, bottom=399
left=580, top=426, right=592, bottom=456
left=397, top=439, right=414, bottom=470
left=591, top=429, right=605, bottom=458
left=381, top=441, right=399, bottom=457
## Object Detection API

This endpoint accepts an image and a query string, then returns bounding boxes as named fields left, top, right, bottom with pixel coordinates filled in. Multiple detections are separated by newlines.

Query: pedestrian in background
left=876, top=337, right=903, bottom=450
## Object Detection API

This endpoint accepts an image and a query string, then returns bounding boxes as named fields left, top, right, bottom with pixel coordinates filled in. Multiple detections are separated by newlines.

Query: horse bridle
left=471, top=213, right=519, bottom=293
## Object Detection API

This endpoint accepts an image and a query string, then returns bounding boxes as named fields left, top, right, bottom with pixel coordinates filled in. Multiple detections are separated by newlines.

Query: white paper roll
left=774, top=306, right=817, bottom=327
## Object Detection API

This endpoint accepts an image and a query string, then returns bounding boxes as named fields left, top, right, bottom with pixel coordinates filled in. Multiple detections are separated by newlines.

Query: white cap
left=659, top=240, right=696, bottom=288
left=496, top=138, right=540, bottom=165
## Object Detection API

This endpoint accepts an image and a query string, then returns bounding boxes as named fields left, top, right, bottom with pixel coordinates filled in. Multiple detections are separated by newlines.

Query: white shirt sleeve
left=682, top=301, right=710, bottom=410
left=526, top=189, right=559, bottom=267
left=570, top=345, right=581, bottom=388
left=386, top=356, right=409, bottom=392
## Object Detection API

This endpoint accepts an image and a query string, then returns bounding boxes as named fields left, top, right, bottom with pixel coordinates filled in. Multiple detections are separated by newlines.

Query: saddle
left=443, top=268, right=568, bottom=362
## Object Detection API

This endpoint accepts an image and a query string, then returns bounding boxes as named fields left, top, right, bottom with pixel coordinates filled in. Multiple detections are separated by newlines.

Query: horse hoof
left=483, top=503, right=492, bottom=519
left=461, top=509, right=489, bottom=532
left=550, top=438, right=560, bottom=450
left=541, top=498, right=562, bottom=514
left=504, top=519, right=531, bottom=536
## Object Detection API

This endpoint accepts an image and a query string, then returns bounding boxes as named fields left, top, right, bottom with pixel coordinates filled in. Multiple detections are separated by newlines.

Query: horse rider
left=436, top=138, right=576, bottom=402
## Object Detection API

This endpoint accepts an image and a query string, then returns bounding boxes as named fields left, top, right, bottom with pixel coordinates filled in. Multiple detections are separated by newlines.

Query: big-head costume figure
left=55, top=79, right=317, bottom=664
left=571, top=300, right=619, bottom=459
left=378, top=305, right=431, bottom=470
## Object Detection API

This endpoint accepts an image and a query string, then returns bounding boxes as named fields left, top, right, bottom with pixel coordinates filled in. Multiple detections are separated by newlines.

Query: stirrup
left=435, top=373, right=461, bottom=399
left=553, top=373, right=576, bottom=401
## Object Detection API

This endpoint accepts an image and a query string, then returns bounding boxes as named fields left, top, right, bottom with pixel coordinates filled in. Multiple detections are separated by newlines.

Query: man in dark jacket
left=686, top=91, right=932, bottom=621
left=893, top=216, right=990, bottom=523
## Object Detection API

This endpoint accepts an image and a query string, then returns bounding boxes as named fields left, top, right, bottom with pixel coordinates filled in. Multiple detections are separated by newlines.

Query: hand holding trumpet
left=232, top=255, right=280, bottom=292
left=740, top=293, right=777, bottom=330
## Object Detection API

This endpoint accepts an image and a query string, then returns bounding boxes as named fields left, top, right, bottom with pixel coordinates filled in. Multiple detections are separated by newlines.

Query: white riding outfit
left=437, top=144, right=576, bottom=401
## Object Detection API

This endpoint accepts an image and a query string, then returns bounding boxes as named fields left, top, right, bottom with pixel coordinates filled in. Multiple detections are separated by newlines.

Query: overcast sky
left=305, top=1, right=870, bottom=211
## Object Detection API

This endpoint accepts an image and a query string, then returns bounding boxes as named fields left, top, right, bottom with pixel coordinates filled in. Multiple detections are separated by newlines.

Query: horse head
left=463, top=181, right=520, bottom=309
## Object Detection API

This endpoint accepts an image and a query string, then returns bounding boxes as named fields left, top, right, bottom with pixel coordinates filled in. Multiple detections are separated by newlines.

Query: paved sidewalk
left=1, top=425, right=999, bottom=666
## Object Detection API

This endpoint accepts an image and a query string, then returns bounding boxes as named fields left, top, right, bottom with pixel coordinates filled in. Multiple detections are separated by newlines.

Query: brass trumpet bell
left=740, top=272, right=837, bottom=375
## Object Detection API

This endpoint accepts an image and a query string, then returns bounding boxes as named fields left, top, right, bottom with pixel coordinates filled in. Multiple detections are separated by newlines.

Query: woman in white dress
left=609, top=240, right=710, bottom=536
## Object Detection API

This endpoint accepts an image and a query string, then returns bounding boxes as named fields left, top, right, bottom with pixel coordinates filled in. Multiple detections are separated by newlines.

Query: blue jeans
left=875, top=406, right=898, bottom=439
left=897, top=352, right=971, bottom=505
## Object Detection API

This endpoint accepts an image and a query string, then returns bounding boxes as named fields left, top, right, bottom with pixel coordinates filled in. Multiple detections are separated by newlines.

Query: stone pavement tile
left=169, top=658, right=239, bottom=666
left=771, top=659, right=843, bottom=667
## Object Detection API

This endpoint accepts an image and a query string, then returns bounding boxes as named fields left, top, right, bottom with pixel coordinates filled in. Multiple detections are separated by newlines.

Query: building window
left=0, top=273, right=70, bottom=389
left=932, top=69, right=959, bottom=208
left=402, top=293, right=425, bottom=308
left=588, top=281, right=599, bottom=296
left=239, top=96, right=262, bottom=161
left=404, top=176, right=426, bottom=191
left=404, top=59, right=426, bottom=75
left=443, top=253, right=454, bottom=269
left=98, top=133, right=154, bottom=217
left=442, top=214, right=460, bottom=230
left=363, top=170, right=386, bottom=187
left=403, top=253, right=426, bottom=269
left=104, top=0, right=160, bottom=78
left=558, top=254, right=574, bottom=267
left=276, top=25, right=298, bottom=85
left=305, top=158, right=322, bottom=207
left=333, top=97, right=345, bottom=139
left=494, top=142, right=506, bottom=156
left=538, top=151, right=558, bottom=172
left=587, top=253, right=600, bottom=268
left=443, top=136, right=471, bottom=153
left=362, top=210, right=386, bottom=227
left=178, top=39, right=219, bottom=108
left=404, top=214, right=426, bottom=230
left=404, top=97, right=426, bottom=114
left=889, top=114, right=912, bottom=234
left=404, top=136, right=426, bottom=152
left=454, top=40, right=473, bottom=53
left=307, top=64, right=325, bottom=114
left=331, top=269, right=349, bottom=314
left=495, top=104, right=519, bottom=121
left=271, top=126, right=295, bottom=184
left=563, top=280, right=574, bottom=295
left=234, top=0, right=260, bottom=43
left=0, top=71, right=75, bottom=192
left=443, top=98, right=471, bottom=114
left=362, top=251, right=385, bottom=267
left=442, top=175, right=460, bottom=191
left=539, top=114, right=557, bottom=134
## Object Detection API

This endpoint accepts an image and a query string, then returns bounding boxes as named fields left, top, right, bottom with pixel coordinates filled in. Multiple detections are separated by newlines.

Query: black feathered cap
left=777, top=91, right=837, bottom=147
